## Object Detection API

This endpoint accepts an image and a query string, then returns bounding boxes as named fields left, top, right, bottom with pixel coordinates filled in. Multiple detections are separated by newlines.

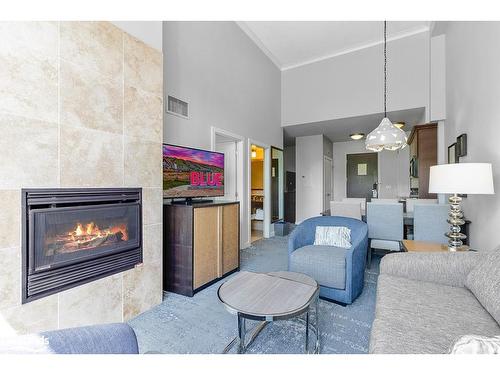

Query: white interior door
left=215, top=141, right=237, bottom=201
left=323, top=156, right=333, bottom=211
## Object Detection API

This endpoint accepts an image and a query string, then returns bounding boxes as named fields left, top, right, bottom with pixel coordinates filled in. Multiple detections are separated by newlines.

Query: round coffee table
left=218, top=270, right=320, bottom=354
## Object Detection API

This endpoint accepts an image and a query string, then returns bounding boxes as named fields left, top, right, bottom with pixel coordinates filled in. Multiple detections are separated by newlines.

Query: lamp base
left=447, top=244, right=470, bottom=252
left=446, top=194, right=467, bottom=250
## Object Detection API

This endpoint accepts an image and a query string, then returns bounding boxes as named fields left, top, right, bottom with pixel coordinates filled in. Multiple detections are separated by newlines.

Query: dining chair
left=342, top=197, right=367, bottom=212
left=406, top=198, right=438, bottom=213
left=413, top=204, right=450, bottom=244
left=330, top=201, right=362, bottom=220
left=366, top=202, right=404, bottom=268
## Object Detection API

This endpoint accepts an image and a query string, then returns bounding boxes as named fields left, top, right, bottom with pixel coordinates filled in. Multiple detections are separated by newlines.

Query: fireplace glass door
left=31, top=203, right=140, bottom=272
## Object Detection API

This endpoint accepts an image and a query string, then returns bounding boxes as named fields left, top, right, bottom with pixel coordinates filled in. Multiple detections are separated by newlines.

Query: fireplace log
left=46, top=231, right=125, bottom=255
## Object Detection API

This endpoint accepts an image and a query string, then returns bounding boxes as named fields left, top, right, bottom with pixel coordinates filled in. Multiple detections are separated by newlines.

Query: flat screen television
left=163, top=144, right=225, bottom=200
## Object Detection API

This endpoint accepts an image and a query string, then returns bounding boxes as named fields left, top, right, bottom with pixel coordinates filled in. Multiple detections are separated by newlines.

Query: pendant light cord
left=384, top=20, right=387, bottom=118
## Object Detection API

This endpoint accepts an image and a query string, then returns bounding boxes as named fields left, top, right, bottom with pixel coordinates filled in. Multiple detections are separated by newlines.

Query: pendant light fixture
left=365, top=21, right=407, bottom=152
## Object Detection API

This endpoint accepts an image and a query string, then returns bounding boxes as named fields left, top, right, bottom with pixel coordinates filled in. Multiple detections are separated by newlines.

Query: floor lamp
left=429, top=163, right=494, bottom=251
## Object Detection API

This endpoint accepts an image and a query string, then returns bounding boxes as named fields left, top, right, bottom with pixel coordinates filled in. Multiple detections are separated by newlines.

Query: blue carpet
left=129, top=235, right=380, bottom=354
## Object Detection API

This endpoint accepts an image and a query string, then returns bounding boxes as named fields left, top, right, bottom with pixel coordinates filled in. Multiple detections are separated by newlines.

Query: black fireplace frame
left=22, top=188, right=143, bottom=303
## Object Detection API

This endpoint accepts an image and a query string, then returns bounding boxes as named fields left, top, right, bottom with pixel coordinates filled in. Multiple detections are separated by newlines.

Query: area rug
left=128, top=235, right=381, bottom=354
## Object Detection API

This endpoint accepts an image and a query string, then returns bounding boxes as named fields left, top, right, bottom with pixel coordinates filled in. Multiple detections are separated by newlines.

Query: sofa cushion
left=369, top=274, right=500, bottom=354
left=465, top=250, right=500, bottom=326
left=289, top=245, right=347, bottom=289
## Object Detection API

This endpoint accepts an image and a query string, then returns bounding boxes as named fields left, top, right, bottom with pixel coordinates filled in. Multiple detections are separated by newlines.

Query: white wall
left=445, top=22, right=500, bottom=251
left=163, top=21, right=282, bottom=149
left=323, top=136, right=333, bottom=158
left=163, top=21, right=282, bottom=248
left=112, top=21, right=162, bottom=51
left=430, top=35, right=446, bottom=121
left=296, top=135, right=324, bottom=222
left=332, top=140, right=410, bottom=201
left=378, top=146, right=410, bottom=198
left=282, top=32, right=430, bottom=126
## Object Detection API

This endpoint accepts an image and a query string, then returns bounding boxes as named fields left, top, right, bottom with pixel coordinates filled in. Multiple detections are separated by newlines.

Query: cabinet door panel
left=193, top=206, right=219, bottom=289
left=222, top=204, right=239, bottom=274
left=417, top=127, right=437, bottom=199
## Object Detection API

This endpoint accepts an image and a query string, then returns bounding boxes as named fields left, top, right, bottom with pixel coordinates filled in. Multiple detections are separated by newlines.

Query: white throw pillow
left=313, top=226, right=351, bottom=248
left=449, top=335, right=500, bottom=354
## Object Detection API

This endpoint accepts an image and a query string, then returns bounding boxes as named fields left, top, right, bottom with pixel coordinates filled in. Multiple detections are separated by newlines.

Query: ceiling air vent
left=166, top=95, right=189, bottom=119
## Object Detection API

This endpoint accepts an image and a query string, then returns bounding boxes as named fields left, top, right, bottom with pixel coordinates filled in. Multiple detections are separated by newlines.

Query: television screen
left=163, top=144, right=225, bottom=199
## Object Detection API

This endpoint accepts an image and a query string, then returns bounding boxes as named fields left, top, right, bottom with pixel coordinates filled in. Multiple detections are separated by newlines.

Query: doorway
left=323, top=156, right=333, bottom=211
left=346, top=153, right=378, bottom=200
left=248, top=140, right=271, bottom=244
left=250, top=144, right=265, bottom=242
left=271, top=147, right=284, bottom=223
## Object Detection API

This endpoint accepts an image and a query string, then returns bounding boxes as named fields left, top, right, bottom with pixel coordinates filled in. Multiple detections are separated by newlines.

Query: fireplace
left=22, top=188, right=142, bottom=303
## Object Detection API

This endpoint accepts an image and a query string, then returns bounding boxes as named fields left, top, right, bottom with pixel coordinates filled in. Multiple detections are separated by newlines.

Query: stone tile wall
left=0, top=21, right=163, bottom=333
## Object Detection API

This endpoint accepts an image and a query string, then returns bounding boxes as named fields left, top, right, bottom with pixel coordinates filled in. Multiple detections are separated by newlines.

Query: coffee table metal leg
left=315, top=295, right=320, bottom=353
left=238, top=314, right=246, bottom=354
left=304, top=309, right=310, bottom=353
left=222, top=337, right=238, bottom=354
left=223, top=318, right=269, bottom=354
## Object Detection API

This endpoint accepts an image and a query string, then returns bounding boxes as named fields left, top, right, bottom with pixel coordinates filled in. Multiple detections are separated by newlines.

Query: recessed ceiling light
left=350, top=133, right=365, bottom=140
left=394, top=122, right=405, bottom=129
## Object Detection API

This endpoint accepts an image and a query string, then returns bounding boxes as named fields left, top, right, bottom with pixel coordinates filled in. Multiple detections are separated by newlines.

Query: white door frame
left=248, top=138, right=271, bottom=242
left=211, top=126, right=246, bottom=248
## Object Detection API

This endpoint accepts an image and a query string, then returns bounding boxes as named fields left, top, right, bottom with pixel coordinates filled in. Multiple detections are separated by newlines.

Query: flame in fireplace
left=68, top=222, right=128, bottom=241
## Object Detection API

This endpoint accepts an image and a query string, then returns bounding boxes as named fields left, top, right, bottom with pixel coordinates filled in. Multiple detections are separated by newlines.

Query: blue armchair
left=288, top=216, right=368, bottom=304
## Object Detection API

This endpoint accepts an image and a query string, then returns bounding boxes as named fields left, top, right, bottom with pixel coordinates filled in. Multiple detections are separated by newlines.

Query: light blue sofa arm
left=41, top=323, right=139, bottom=354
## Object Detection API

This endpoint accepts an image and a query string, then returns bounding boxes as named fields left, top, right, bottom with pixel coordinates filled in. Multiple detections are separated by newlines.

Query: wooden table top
left=401, top=240, right=470, bottom=252
left=218, top=271, right=318, bottom=319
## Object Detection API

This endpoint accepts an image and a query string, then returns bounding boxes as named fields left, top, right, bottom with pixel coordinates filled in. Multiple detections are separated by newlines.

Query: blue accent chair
left=413, top=204, right=450, bottom=244
left=288, top=216, right=369, bottom=304
left=41, top=323, right=139, bottom=354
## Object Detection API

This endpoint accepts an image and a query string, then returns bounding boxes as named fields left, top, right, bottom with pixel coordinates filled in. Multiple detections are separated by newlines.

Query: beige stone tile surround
left=0, top=21, right=163, bottom=333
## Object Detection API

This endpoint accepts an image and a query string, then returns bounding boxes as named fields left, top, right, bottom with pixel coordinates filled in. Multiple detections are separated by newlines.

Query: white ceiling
left=238, top=21, right=430, bottom=70
left=283, top=107, right=426, bottom=146
left=112, top=21, right=163, bottom=51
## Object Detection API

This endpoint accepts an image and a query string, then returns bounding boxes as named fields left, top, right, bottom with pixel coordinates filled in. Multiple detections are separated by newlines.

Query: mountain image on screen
left=163, top=144, right=225, bottom=198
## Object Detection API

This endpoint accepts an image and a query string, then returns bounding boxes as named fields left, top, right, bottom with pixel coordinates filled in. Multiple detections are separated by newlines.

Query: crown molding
left=282, top=25, right=430, bottom=71
left=238, top=22, right=430, bottom=72
left=236, top=21, right=282, bottom=69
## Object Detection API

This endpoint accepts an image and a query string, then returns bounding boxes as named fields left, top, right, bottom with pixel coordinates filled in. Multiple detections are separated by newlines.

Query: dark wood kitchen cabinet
left=408, top=123, right=438, bottom=199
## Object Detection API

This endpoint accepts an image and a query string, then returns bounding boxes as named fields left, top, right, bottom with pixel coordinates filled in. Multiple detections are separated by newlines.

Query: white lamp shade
left=429, top=163, right=495, bottom=194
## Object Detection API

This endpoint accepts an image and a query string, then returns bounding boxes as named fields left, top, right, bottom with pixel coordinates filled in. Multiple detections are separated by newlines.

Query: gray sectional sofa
left=369, top=251, right=500, bottom=354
